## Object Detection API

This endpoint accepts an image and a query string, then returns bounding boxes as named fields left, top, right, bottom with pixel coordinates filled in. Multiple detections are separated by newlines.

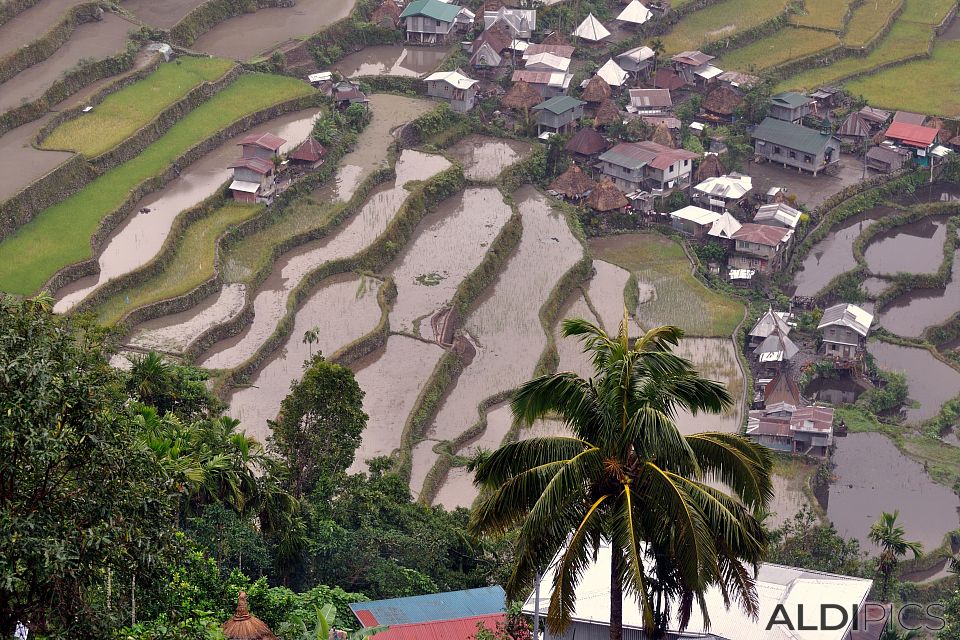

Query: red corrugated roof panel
left=238, top=132, right=286, bottom=151
left=368, top=614, right=506, bottom=640
left=884, top=121, right=939, bottom=148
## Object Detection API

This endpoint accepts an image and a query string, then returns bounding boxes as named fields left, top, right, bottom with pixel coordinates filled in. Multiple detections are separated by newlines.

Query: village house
left=617, top=0, right=653, bottom=25
left=510, top=69, right=573, bottom=98
left=701, top=85, right=743, bottom=123
left=729, top=223, right=793, bottom=273
left=707, top=211, right=742, bottom=244
left=594, top=99, right=623, bottom=129
left=884, top=121, right=941, bottom=166
left=483, top=6, right=536, bottom=39
left=595, top=58, right=629, bottom=89
left=668, top=205, right=719, bottom=238
left=746, top=405, right=835, bottom=457
left=751, top=117, right=840, bottom=176
left=571, top=13, right=610, bottom=42
left=692, top=173, right=752, bottom=211
left=809, top=86, right=842, bottom=110
left=597, top=141, right=698, bottom=194
left=748, top=307, right=792, bottom=350
left=522, top=43, right=575, bottom=61
left=332, top=80, right=368, bottom=110
left=837, top=111, right=872, bottom=146
left=586, top=177, right=630, bottom=213
left=652, top=67, right=686, bottom=90
left=753, top=327, right=799, bottom=365
left=564, top=126, right=610, bottom=163
left=229, top=133, right=285, bottom=203
left=769, top=91, right=813, bottom=123
left=425, top=70, right=478, bottom=113
left=858, top=105, right=891, bottom=129
left=892, top=110, right=926, bottom=125
left=615, top=45, right=655, bottom=77
left=524, top=52, right=571, bottom=73
left=757, top=369, right=802, bottom=408
left=399, top=0, right=474, bottom=44
left=351, top=587, right=507, bottom=635
left=532, top=95, right=585, bottom=135
left=549, top=164, right=597, bottom=200
left=866, top=144, right=910, bottom=173
left=581, top=75, right=611, bottom=107
left=753, top=202, right=802, bottom=228
left=469, top=21, right=512, bottom=69
left=670, top=50, right=718, bottom=86
left=818, top=302, right=874, bottom=359
left=717, top=70, right=759, bottom=90
left=627, top=88, right=672, bottom=115
left=288, top=137, right=325, bottom=169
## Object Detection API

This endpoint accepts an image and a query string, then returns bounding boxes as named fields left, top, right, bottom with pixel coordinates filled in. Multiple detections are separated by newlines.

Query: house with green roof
left=400, top=0, right=474, bottom=43
left=769, top=91, right=813, bottom=124
left=751, top=117, right=839, bottom=176
left=532, top=95, right=585, bottom=135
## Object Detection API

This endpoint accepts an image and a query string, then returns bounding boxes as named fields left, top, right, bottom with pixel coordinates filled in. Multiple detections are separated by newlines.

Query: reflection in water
left=447, top=135, right=535, bottom=181
left=333, top=45, right=449, bottom=78
left=868, top=341, right=960, bottom=423
left=129, top=284, right=247, bottom=354
left=878, top=251, right=960, bottom=337
left=864, top=215, right=951, bottom=275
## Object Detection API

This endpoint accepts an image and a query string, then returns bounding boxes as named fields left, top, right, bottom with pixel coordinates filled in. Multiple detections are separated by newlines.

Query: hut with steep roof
left=223, top=592, right=277, bottom=640
left=288, top=137, right=326, bottom=167
left=502, top=80, right=542, bottom=112
left=694, top=153, right=725, bottom=182
left=371, top=0, right=401, bottom=27
left=587, top=177, right=629, bottom=212
left=581, top=75, right=611, bottom=104
left=650, top=121, right=674, bottom=147
left=565, top=126, right=610, bottom=162
left=550, top=164, right=597, bottom=199
left=593, top=99, right=621, bottom=129
left=701, top=85, right=743, bottom=123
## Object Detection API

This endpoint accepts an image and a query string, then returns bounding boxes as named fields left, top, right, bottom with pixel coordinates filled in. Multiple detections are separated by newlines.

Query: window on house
left=805, top=155, right=812, bottom=163
left=789, top=151, right=796, bottom=159
left=684, top=159, right=690, bottom=167
left=436, top=19, right=442, bottom=26
left=774, top=146, right=782, bottom=154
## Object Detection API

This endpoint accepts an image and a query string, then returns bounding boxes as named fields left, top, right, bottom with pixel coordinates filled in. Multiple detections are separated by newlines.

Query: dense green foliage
left=765, top=507, right=865, bottom=576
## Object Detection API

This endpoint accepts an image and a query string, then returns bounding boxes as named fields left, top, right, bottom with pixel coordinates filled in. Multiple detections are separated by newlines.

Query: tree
left=303, top=327, right=320, bottom=357
left=126, top=352, right=222, bottom=420
left=469, top=319, right=773, bottom=640
left=766, top=507, right=864, bottom=576
left=270, top=356, right=368, bottom=499
left=649, top=38, right=665, bottom=75
left=869, top=511, right=922, bottom=600
left=736, top=79, right=774, bottom=124
left=0, top=297, right=176, bottom=636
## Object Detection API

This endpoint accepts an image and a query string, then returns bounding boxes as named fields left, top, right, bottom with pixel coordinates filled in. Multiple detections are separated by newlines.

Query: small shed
left=754, top=202, right=802, bottom=228
left=223, top=592, right=277, bottom=640
left=550, top=164, right=597, bottom=199
left=288, top=137, right=326, bottom=167
left=532, top=95, right=585, bottom=135
left=425, top=70, right=479, bottom=113
left=616, top=45, right=655, bottom=75
left=572, top=13, right=610, bottom=42
left=865, top=144, right=909, bottom=173
left=565, top=126, right=610, bottom=161
left=669, top=205, right=720, bottom=237
left=587, top=177, right=629, bottom=212
left=595, top=58, right=628, bottom=88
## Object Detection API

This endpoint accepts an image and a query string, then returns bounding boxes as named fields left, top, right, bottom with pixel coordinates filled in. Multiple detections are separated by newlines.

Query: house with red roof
left=729, top=223, right=793, bottom=273
left=230, top=132, right=286, bottom=203
left=746, top=404, right=835, bottom=457
left=884, top=121, right=940, bottom=165
left=597, top=140, right=699, bottom=195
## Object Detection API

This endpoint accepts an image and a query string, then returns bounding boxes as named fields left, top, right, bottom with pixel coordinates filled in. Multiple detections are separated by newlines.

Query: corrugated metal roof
left=350, top=587, right=506, bottom=626
left=771, top=91, right=811, bottom=109
left=400, top=0, right=463, bottom=22
left=752, top=117, right=835, bottom=155
left=533, top=95, right=584, bottom=115
left=366, top=614, right=507, bottom=640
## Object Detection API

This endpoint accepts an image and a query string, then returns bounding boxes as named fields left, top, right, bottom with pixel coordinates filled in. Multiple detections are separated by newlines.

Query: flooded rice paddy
left=864, top=214, right=951, bottom=275
left=868, top=341, right=960, bottom=423
left=671, top=338, right=745, bottom=435
left=0, top=12, right=134, bottom=114
left=827, top=432, right=959, bottom=551
left=53, top=108, right=322, bottom=312
left=878, top=251, right=960, bottom=337
left=201, top=150, right=450, bottom=369
left=190, top=0, right=356, bottom=60
left=433, top=466, right=477, bottom=511
left=227, top=273, right=381, bottom=442
left=127, top=284, right=247, bottom=354
left=0, top=0, right=88, bottom=58
left=768, top=471, right=811, bottom=529
left=122, top=0, right=208, bottom=28
left=791, top=208, right=889, bottom=297
left=554, top=293, right=600, bottom=379
left=584, top=260, right=633, bottom=333
left=332, top=45, right=448, bottom=78
left=447, top=135, right=535, bottom=181
left=0, top=114, right=73, bottom=201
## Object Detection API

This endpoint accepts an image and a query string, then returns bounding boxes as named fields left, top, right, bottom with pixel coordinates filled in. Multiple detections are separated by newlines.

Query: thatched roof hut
left=587, top=178, right=629, bottom=212
left=502, top=80, right=542, bottom=111
left=370, top=0, right=401, bottom=27
left=702, top=85, right=743, bottom=119
left=581, top=75, right=611, bottom=103
left=223, top=592, right=277, bottom=640
left=695, top=153, right=725, bottom=182
left=651, top=122, right=674, bottom=147
left=565, top=126, right=609, bottom=157
left=550, top=164, right=597, bottom=198
left=593, top=99, right=621, bottom=128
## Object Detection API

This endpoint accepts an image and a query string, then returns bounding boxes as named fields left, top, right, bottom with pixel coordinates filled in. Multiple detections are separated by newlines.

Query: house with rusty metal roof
left=729, top=222, right=793, bottom=273
left=511, top=69, right=573, bottom=98
left=751, top=117, right=840, bottom=176
left=818, top=303, right=873, bottom=359
left=627, top=88, right=672, bottom=115
left=597, top=140, right=699, bottom=194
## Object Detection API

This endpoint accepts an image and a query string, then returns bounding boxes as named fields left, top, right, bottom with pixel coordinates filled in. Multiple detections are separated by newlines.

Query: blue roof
left=350, top=586, right=506, bottom=626
left=400, top=0, right=463, bottom=22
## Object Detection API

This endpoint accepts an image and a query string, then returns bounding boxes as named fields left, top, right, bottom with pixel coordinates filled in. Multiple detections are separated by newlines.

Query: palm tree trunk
left=610, top=545, right=624, bottom=640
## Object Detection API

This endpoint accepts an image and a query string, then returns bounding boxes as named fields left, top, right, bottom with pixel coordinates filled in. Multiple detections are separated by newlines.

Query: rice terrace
left=2, top=0, right=960, bottom=636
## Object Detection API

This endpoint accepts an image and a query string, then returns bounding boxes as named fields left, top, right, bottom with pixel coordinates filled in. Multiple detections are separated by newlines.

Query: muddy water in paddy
left=227, top=274, right=381, bottom=442
left=122, top=0, right=208, bottom=28
left=828, top=432, right=960, bottom=551
left=434, top=467, right=477, bottom=510
left=332, top=46, right=448, bottom=78
left=388, top=187, right=513, bottom=336
left=868, top=341, right=960, bottom=423
left=447, top=135, right=535, bottom=181
left=52, top=109, right=322, bottom=312
left=893, top=182, right=960, bottom=206
left=672, top=338, right=744, bottom=435
left=0, top=12, right=134, bottom=114
left=791, top=207, right=890, bottom=297
left=864, top=215, right=951, bottom=275
left=878, top=251, right=960, bottom=337
left=317, top=94, right=433, bottom=202
left=0, top=0, right=87, bottom=58
left=190, top=0, right=355, bottom=60
left=200, top=150, right=450, bottom=369
left=415, top=187, right=582, bottom=497
left=127, top=284, right=247, bottom=354
left=768, top=472, right=810, bottom=529
left=349, top=335, right=444, bottom=473
left=555, top=293, right=600, bottom=379
left=0, top=114, right=73, bottom=201
left=583, top=260, right=632, bottom=333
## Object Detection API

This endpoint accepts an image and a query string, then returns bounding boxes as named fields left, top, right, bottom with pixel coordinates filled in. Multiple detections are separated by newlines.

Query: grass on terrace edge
left=0, top=73, right=314, bottom=296
left=660, top=0, right=793, bottom=53
left=92, top=202, right=263, bottom=326
left=590, top=233, right=744, bottom=337
left=842, top=0, right=904, bottom=48
left=789, top=0, right=857, bottom=31
left=41, top=57, right=235, bottom=157
left=718, top=26, right=839, bottom=72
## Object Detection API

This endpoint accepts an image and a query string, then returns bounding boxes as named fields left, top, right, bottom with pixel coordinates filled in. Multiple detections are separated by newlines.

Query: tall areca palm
left=469, top=319, right=773, bottom=640
left=869, top=511, right=922, bottom=600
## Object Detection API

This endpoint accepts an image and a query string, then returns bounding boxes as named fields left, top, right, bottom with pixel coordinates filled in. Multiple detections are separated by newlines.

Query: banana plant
left=298, top=603, right=387, bottom=640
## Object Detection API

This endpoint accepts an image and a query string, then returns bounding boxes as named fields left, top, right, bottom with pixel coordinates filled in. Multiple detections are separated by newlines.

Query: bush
left=856, top=369, right=909, bottom=415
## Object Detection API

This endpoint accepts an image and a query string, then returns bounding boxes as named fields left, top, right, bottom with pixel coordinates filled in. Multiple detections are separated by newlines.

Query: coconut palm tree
left=303, top=327, right=320, bottom=357
left=650, top=38, right=665, bottom=76
left=127, top=351, right=173, bottom=408
left=869, top=510, right=922, bottom=600
left=469, top=318, right=773, bottom=640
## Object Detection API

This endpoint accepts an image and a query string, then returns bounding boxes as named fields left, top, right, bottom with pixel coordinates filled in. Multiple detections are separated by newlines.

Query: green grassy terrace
left=718, top=27, right=839, bottom=72
left=660, top=0, right=793, bottom=53
left=0, top=73, right=314, bottom=296
left=41, top=57, right=235, bottom=157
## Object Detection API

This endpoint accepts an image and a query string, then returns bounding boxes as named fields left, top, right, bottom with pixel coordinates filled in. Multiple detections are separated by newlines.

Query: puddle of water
left=0, top=113, right=73, bottom=201
left=791, top=207, right=890, bottom=297
left=583, top=259, right=632, bottom=334
left=388, top=187, right=513, bottom=336
left=447, top=134, right=534, bottom=181
left=127, top=283, right=246, bottom=354
left=433, top=466, right=477, bottom=511
left=332, top=45, right=448, bottom=78
left=122, top=0, right=208, bottom=28
left=0, top=0, right=88, bottom=59
left=53, top=109, right=322, bottom=312
left=864, top=214, right=951, bottom=275
left=868, top=341, right=960, bottom=423
left=201, top=150, right=449, bottom=369
left=349, top=335, right=444, bottom=473
left=190, top=0, right=356, bottom=60
left=226, top=273, right=381, bottom=443
left=0, top=12, right=135, bottom=113
left=315, top=94, right=433, bottom=202
left=878, top=252, right=960, bottom=338
left=828, top=432, right=960, bottom=551
left=672, top=337, right=744, bottom=435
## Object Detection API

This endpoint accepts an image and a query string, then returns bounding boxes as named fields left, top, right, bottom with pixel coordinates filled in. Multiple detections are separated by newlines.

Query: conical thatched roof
left=702, top=85, right=743, bottom=117
left=565, top=126, right=609, bottom=156
left=370, top=0, right=401, bottom=26
left=502, top=80, right=542, bottom=110
left=695, top=153, right=725, bottom=181
left=581, top=75, right=611, bottom=103
left=550, top=164, right=597, bottom=198
left=223, top=593, right=277, bottom=640
left=651, top=122, right=674, bottom=147
left=587, top=177, right=629, bottom=211
left=593, top=99, right=621, bottom=128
